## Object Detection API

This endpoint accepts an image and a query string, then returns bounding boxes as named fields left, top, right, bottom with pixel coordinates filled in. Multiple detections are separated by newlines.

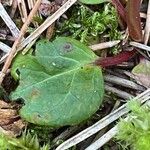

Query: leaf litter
left=0, top=0, right=150, bottom=150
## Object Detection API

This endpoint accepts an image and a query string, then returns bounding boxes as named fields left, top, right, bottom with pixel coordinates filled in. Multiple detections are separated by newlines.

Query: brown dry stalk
left=0, top=0, right=42, bottom=84
left=126, top=0, right=143, bottom=42
left=144, top=0, right=150, bottom=44
left=0, top=3, right=20, bottom=38
left=10, top=0, right=18, bottom=18
left=89, top=40, right=120, bottom=51
left=18, top=0, right=77, bottom=50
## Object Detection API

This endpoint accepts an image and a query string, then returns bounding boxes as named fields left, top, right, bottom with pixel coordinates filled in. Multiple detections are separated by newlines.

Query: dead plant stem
left=0, top=0, right=42, bottom=84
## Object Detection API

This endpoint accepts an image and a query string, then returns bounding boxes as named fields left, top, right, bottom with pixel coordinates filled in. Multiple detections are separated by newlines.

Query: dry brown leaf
left=132, top=59, right=150, bottom=88
left=0, top=100, right=26, bottom=136
left=39, top=0, right=60, bottom=17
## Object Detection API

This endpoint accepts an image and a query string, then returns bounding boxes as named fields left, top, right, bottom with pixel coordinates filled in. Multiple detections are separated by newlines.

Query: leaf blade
left=11, top=37, right=104, bottom=127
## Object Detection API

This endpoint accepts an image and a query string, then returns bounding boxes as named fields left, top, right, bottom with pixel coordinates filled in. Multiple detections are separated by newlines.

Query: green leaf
left=79, top=0, right=108, bottom=4
left=11, top=37, right=104, bottom=127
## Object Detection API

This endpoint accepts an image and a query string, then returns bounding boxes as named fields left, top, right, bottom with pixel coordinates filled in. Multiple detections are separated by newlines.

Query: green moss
left=56, top=4, right=121, bottom=45
left=116, top=100, right=150, bottom=150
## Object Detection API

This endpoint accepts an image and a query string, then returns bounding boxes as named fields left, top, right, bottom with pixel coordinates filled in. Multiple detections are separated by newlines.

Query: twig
left=89, top=40, right=120, bottom=51
left=104, top=75, right=145, bottom=91
left=85, top=126, right=118, bottom=150
left=17, top=0, right=78, bottom=51
left=130, top=41, right=150, bottom=52
left=0, top=42, right=11, bottom=53
left=91, top=100, right=121, bottom=144
left=0, top=54, right=8, bottom=64
left=22, top=38, right=38, bottom=55
left=56, top=89, right=150, bottom=150
left=0, top=0, right=42, bottom=84
left=105, top=84, right=134, bottom=99
left=144, top=0, right=150, bottom=44
left=10, top=0, right=18, bottom=18
left=27, top=0, right=40, bottom=27
left=86, top=97, right=150, bottom=150
left=17, top=0, right=28, bottom=23
left=0, top=3, right=20, bottom=38
left=53, top=125, right=84, bottom=145
left=27, top=0, right=34, bottom=9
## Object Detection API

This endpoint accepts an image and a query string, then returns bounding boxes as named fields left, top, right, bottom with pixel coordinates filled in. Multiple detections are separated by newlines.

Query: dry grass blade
left=130, top=41, right=150, bottom=52
left=0, top=0, right=42, bottom=84
left=18, top=0, right=78, bottom=51
left=17, top=0, right=28, bottom=23
left=105, top=84, right=134, bottom=99
left=0, top=54, right=9, bottom=64
left=0, top=3, right=20, bottom=38
left=56, top=89, right=150, bottom=150
left=85, top=126, right=118, bottom=150
left=89, top=40, right=120, bottom=51
left=104, top=75, right=145, bottom=91
left=0, top=42, right=11, bottom=53
left=86, top=90, right=150, bottom=150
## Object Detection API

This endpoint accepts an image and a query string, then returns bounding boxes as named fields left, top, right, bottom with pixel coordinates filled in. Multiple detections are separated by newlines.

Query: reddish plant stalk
left=94, top=50, right=136, bottom=68
left=126, top=0, right=143, bottom=42
left=119, top=0, right=126, bottom=6
left=111, top=0, right=126, bottom=22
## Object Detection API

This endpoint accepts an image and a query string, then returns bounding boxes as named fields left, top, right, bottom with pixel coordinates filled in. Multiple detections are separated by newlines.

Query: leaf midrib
left=13, top=67, right=82, bottom=95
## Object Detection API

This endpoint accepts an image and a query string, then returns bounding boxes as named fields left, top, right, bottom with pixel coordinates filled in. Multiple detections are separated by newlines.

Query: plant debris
left=0, top=0, right=150, bottom=149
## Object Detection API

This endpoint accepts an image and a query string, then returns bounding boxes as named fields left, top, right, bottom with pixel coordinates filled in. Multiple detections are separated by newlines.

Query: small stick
left=0, top=54, right=8, bottom=64
left=0, top=42, right=11, bottom=53
left=104, top=75, right=145, bottom=91
left=0, top=0, right=42, bottom=84
left=10, top=0, right=18, bottom=18
left=89, top=40, right=120, bottom=51
left=144, top=0, right=150, bottom=44
left=17, top=0, right=28, bottom=23
left=27, top=0, right=41, bottom=28
left=105, top=84, right=134, bottom=99
left=130, top=41, right=150, bottom=52
left=27, top=0, right=34, bottom=9
left=85, top=126, right=118, bottom=150
left=22, top=38, right=38, bottom=55
left=56, top=104, right=129, bottom=150
left=86, top=96, right=150, bottom=150
left=56, top=89, right=150, bottom=150
left=17, top=0, right=78, bottom=51
left=53, top=125, right=84, bottom=145
left=0, top=3, right=20, bottom=38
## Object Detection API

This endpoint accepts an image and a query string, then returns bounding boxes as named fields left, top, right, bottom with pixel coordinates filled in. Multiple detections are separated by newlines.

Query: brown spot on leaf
left=63, top=43, right=73, bottom=53
left=30, top=89, right=40, bottom=99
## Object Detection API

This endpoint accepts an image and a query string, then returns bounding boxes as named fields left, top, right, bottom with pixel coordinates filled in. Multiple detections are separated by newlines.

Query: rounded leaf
left=11, top=37, right=104, bottom=127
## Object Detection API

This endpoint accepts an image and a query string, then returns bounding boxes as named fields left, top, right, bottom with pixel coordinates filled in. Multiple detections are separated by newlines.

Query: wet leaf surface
left=11, top=37, right=104, bottom=127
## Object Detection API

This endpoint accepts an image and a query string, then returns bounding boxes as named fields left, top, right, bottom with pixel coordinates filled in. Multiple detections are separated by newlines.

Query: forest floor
left=0, top=0, right=150, bottom=150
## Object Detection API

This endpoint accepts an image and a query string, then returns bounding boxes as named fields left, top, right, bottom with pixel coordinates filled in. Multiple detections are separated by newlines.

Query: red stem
left=94, top=50, right=136, bottom=68
left=126, top=0, right=143, bottom=42
left=111, top=0, right=126, bottom=22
